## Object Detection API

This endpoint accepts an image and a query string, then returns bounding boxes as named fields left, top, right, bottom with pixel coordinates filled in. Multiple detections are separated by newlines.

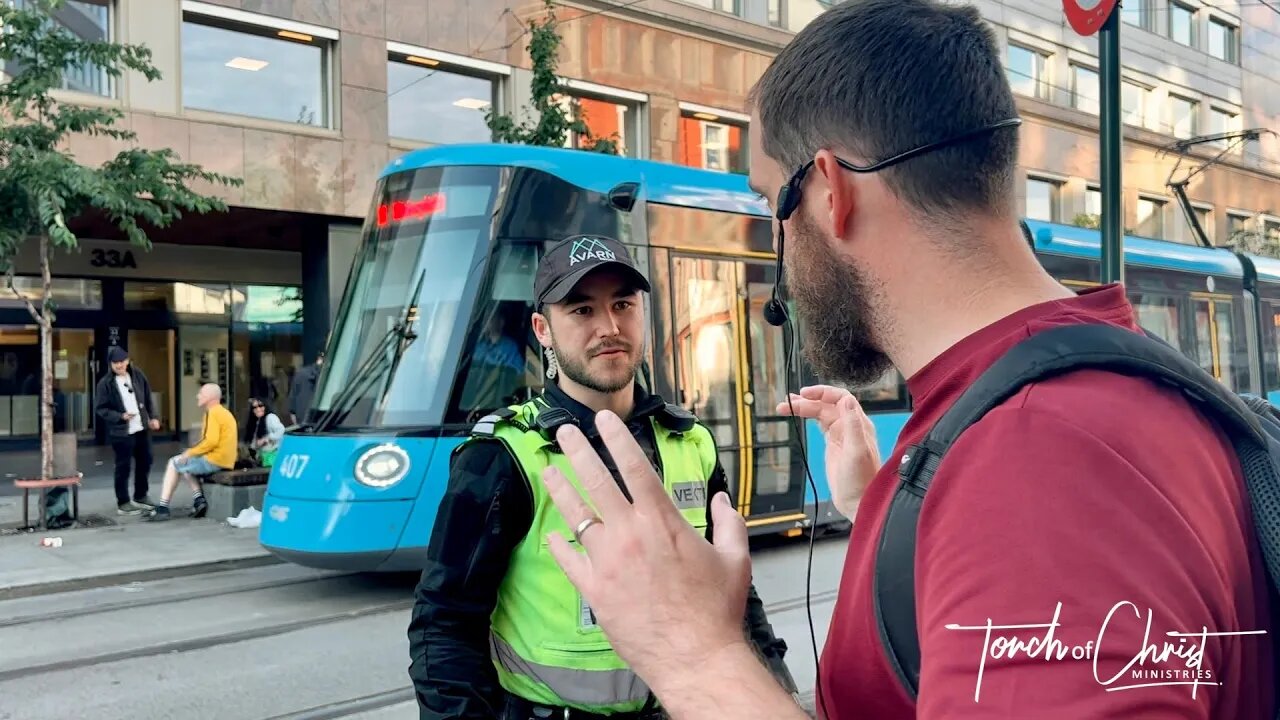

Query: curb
left=0, top=553, right=283, bottom=601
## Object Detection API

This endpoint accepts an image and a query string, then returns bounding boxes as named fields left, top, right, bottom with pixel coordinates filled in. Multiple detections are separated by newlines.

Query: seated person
left=148, top=383, right=237, bottom=521
left=242, top=397, right=285, bottom=467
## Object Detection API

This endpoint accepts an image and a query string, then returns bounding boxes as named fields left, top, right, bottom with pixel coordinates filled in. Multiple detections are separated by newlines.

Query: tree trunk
left=40, top=234, right=54, bottom=481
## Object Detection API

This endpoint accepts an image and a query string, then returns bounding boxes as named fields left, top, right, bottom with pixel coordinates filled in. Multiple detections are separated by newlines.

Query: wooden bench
left=210, top=467, right=272, bottom=486
left=204, top=468, right=272, bottom=520
left=14, top=474, right=82, bottom=530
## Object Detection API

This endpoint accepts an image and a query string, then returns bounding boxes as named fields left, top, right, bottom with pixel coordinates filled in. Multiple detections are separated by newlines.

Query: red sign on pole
left=1064, top=0, right=1119, bottom=36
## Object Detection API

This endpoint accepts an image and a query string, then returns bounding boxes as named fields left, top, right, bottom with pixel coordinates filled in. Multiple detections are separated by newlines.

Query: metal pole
left=1099, top=6, right=1124, bottom=285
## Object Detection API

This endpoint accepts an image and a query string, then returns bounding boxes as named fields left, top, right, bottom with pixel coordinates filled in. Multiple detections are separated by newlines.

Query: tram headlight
left=354, top=443, right=411, bottom=488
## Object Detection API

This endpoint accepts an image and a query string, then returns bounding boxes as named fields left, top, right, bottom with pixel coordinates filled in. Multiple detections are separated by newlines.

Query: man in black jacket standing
left=94, top=346, right=160, bottom=515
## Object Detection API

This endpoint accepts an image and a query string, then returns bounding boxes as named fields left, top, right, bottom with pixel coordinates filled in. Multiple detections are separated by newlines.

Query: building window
left=1072, top=65, right=1099, bottom=114
left=0, top=277, right=102, bottom=310
left=1192, top=206, right=1213, bottom=244
left=1136, top=196, right=1165, bottom=239
left=387, top=51, right=500, bottom=145
left=1122, top=81, right=1148, bottom=128
left=1007, top=45, right=1049, bottom=101
left=1266, top=219, right=1280, bottom=244
left=1169, top=2, right=1195, bottom=47
left=1169, top=95, right=1198, bottom=139
left=681, top=0, right=739, bottom=14
left=1208, top=18, right=1238, bottom=64
left=767, top=0, right=782, bottom=27
left=1122, top=0, right=1154, bottom=31
left=3, top=0, right=113, bottom=97
left=556, top=85, right=644, bottom=157
left=1086, top=187, right=1102, bottom=217
left=1025, top=176, right=1061, bottom=222
left=1228, top=212, right=1252, bottom=241
left=1208, top=107, right=1240, bottom=149
left=677, top=105, right=748, bottom=174
left=180, top=7, right=333, bottom=127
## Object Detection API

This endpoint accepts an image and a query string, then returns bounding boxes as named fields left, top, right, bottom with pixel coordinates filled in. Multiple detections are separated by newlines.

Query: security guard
left=408, top=234, right=796, bottom=719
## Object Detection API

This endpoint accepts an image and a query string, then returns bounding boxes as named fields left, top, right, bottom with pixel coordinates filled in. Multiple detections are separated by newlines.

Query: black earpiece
left=763, top=296, right=788, bottom=327
left=764, top=224, right=787, bottom=326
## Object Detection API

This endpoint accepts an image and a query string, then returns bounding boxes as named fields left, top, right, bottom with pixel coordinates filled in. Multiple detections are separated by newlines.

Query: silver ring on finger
left=572, top=515, right=602, bottom=544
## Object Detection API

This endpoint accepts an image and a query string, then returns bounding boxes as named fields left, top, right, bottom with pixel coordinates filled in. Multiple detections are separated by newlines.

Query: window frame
left=1006, top=42, right=1051, bottom=102
left=384, top=42, right=510, bottom=146
left=179, top=0, right=338, bottom=129
left=1071, top=63, right=1100, bottom=115
left=1025, top=174, right=1064, bottom=223
left=1168, top=1, right=1197, bottom=48
left=1205, top=13, right=1240, bottom=64
left=677, top=102, right=750, bottom=174
left=1167, top=93, right=1199, bottom=140
left=1135, top=194, right=1167, bottom=240
left=6, top=0, right=117, bottom=100
left=1121, top=79, right=1151, bottom=129
left=556, top=79, right=649, bottom=159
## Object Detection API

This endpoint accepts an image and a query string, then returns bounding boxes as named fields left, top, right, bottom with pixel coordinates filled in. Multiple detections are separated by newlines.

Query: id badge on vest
left=579, top=594, right=599, bottom=631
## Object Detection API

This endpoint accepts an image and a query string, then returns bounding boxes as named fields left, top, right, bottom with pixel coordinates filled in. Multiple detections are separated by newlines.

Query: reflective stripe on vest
left=490, top=633, right=650, bottom=706
left=479, top=399, right=716, bottom=712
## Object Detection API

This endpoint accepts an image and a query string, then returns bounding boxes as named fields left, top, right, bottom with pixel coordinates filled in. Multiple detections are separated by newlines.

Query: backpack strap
left=875, top=322, right=1272, bottom=699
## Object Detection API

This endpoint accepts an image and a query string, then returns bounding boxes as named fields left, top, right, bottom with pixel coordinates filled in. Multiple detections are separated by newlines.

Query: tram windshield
left=309, top=165, right=500, bottom=429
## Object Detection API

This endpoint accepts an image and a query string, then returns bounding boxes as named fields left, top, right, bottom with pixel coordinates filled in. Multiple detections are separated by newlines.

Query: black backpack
left=875, top=323, right=1280, bottom=714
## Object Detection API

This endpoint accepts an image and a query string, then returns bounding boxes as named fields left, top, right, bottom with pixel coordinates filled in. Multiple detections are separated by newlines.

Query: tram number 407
left=276, top=454, right=310, bottom=479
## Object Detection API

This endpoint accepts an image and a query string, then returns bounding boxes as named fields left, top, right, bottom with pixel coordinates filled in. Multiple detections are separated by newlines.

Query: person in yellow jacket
left=147, top=383, right=237, bottom=521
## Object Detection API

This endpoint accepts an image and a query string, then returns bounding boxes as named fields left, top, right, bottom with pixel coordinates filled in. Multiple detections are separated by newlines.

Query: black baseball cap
left=534, top=234, right=651, bottom=306
left=107, top=346, right=128, bottom=363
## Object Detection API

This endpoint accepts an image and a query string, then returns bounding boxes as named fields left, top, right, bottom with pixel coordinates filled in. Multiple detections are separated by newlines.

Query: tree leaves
left=484, top=0, right=622, bottom=155
left=0, top=0, right=241, bottom=266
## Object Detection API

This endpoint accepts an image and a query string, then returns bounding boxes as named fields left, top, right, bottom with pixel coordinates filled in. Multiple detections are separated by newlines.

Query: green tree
left=485, top=0, right=620, bottom=154
left=0, top=0, right=241, bottom=481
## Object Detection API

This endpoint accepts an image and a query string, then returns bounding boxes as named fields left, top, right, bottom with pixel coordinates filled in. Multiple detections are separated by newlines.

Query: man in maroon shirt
left=532, top=0, right=1275, bottom=717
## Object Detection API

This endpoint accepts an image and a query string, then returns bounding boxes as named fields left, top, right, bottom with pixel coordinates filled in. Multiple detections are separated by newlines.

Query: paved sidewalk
left=0, top=484, right=273, bottom=597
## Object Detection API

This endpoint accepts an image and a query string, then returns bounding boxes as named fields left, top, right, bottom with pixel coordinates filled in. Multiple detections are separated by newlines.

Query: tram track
left=0, top=597, right=415, bottom=684
left=0, top=570, right=358, bottom=629
left=0, top=559, right=840, bottom=691
left=261, top=687, right=417, bottom=720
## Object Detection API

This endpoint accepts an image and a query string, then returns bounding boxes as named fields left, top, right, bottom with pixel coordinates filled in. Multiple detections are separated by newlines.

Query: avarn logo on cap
left=569, top=237, right=616, bottom=266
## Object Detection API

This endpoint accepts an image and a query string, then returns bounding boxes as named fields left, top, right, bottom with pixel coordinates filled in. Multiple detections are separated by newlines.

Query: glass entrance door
left=127, top=329, right=176, bottom=433
left=670, top=255, right=806, bottom=525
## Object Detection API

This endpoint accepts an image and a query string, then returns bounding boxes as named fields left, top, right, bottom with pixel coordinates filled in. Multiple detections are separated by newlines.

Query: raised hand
left=777, top=384, right=880, bottom=520
left=540, top=411, right=754, bottom=694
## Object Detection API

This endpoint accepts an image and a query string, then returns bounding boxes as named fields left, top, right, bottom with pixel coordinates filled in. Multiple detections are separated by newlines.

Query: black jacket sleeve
left=407, top=438, right=533, bottom=720
left=93, top=376, right=122, bottom=425
left=705, top=459, right=799, bottom=695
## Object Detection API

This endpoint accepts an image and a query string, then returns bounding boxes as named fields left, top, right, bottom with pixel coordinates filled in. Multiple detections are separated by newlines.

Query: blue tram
left=258, top=142, right=1280, bottom=572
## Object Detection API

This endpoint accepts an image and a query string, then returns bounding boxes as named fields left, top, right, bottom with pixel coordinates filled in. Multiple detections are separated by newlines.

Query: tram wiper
left=311, top=272, right=426, bottom=432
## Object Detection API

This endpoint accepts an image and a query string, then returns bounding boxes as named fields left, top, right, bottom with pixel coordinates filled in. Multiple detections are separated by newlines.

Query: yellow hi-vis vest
left=468, top=398, right=717, bottom=714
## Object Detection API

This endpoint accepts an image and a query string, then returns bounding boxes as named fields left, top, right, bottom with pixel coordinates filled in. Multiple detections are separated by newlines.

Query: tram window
left=1266, top=303, right=1280, bottom=392
left=1131, top=293, right=1179, bottom=346
left=1215, top=300, right=1236, bottom=392
left=1193, top=301, right=1215, bottom=379
left=1189, top=298, right=1237, bottom=391
left=447, top=243, right=543, bottom=423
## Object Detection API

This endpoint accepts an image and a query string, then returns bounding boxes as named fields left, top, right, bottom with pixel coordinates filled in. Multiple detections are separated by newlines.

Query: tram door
left=670, top=254, right=808, bottom=526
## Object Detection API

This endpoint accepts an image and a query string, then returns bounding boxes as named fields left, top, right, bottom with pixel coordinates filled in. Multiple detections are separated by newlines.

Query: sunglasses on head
left=772, top=117, right=1023, bottom=221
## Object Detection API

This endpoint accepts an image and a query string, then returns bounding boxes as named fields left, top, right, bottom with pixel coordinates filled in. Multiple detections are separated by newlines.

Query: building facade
left=1, top=0, right=1277, bottom=446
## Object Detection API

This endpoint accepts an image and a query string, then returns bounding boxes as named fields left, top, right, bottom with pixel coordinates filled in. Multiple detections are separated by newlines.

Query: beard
left=552, top=335, right=641, bottom=394
left=786, top=208, right=894, bottom=389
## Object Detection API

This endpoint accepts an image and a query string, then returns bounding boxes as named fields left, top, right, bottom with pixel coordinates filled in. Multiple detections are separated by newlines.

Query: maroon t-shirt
left=818, top=284, right=1275, bottom=718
